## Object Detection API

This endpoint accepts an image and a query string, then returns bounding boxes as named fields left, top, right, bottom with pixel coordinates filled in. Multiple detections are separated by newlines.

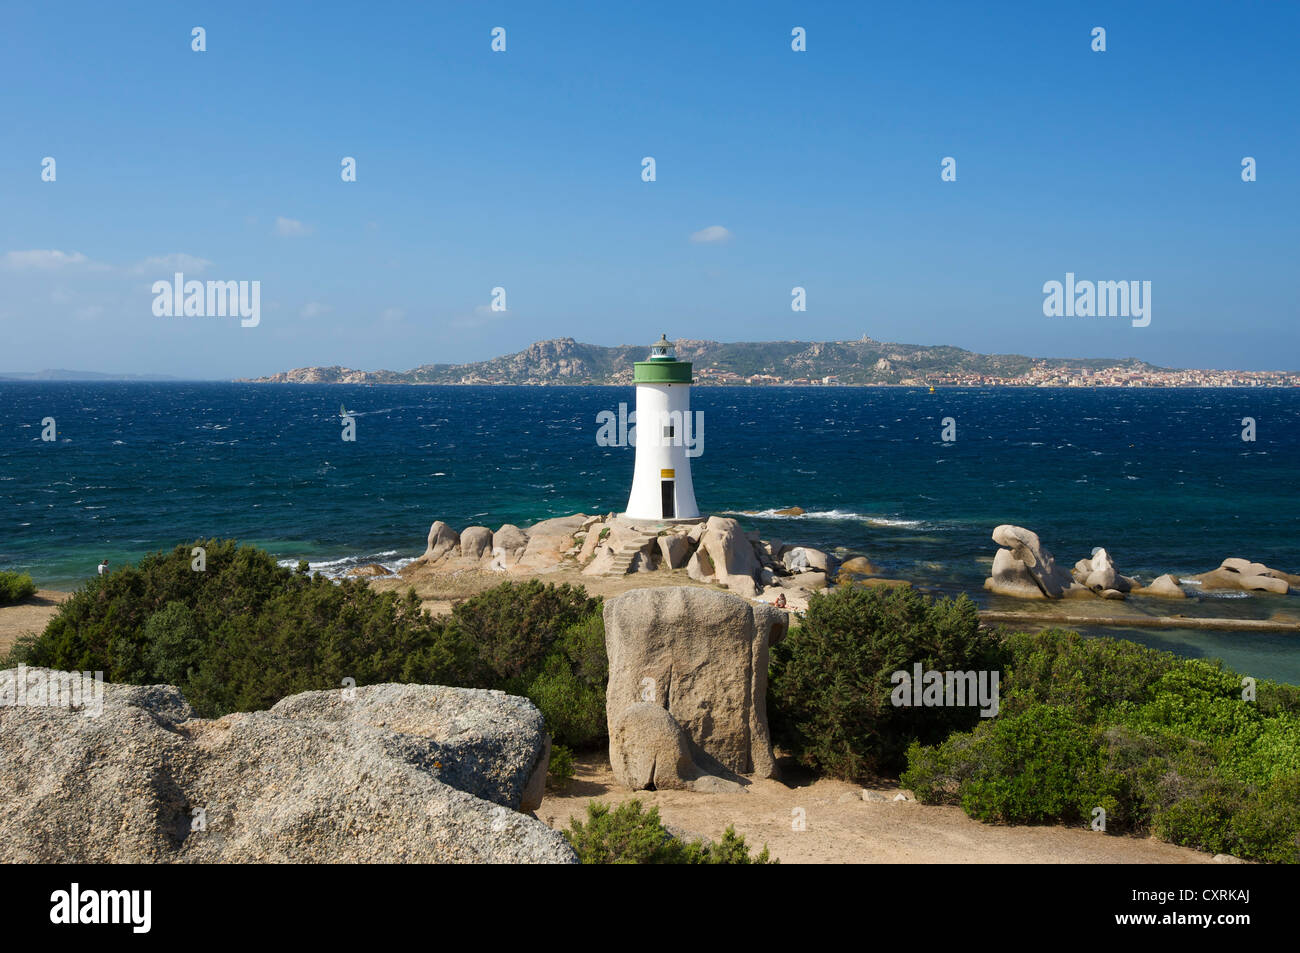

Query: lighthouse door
left=660, top=480, right=675, bottom=519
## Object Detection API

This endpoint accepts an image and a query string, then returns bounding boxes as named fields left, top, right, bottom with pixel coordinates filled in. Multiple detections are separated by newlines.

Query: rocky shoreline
left=984, top=523, right=1299, bottom=601
left=361, top=511, right=908, bottom=614
left=351, top=513, right=1299, bottom=624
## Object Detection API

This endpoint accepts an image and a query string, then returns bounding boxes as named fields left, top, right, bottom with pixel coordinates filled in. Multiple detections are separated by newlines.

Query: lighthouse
left=623, top=334, right=700, bottom=521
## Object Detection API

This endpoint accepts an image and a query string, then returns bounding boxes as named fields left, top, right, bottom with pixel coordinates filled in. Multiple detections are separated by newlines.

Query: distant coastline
left=0, top=370, right=183, bottom=382
left=234, top=337, right=1300, bottom=389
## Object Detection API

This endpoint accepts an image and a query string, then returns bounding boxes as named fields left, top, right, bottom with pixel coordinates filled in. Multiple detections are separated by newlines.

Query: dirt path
left=538, top=753, right=1216, bottom=864
left=0, top=590, right=70, bottom=657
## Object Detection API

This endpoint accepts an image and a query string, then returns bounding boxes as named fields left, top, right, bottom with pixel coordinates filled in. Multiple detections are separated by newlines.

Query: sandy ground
left=538, top=752, right=1217, bottom=864
left=0, top=590, right=70, bottom=657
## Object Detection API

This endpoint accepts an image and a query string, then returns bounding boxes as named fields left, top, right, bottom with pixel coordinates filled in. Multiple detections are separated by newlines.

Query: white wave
left=275, top=550, right=414, bottom=580
left=723, top=508, right=927, bottom=528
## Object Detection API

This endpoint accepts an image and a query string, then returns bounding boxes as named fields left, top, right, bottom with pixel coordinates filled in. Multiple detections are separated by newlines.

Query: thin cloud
left=275, top=217, right=312, bottom=237
left=3, top=249, right=93, bottom=270
left=689, top=225, right=732, bottom=244
left=131, top=253, right=213, bottom=275
left=300, top=301, right=332, bottom=318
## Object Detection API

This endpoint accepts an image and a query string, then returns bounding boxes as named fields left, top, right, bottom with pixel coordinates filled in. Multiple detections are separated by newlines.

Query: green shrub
left=563, top=800, right=774, bottom=864
left=0, top=571, right=37, bottom=606
left=998, top=628, right=1177, bottom=719
left=139, top=601, right=205, bottom=686
left=1225, top=774, right=1300, bottom=864
left=903, top=704, right=1119, bottom=825
left=453, top=580, right=600, bottom=683
left=769, top=585, right=1002, bottom=780
left=12, top=541, right=609, bottom=748
left=903, top=630, right=1300, bottom=862
left=547, top=744, right=576, bottom=787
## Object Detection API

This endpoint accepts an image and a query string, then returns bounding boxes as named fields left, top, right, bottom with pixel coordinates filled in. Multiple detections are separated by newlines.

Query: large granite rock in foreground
left=604, top=587, right=788, bottom=791
left=0, top=671, right=574, bottom=864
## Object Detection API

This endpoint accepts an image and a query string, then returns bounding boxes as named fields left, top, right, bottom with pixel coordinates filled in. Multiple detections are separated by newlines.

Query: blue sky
left=2, top=0, right=1297, bottom=377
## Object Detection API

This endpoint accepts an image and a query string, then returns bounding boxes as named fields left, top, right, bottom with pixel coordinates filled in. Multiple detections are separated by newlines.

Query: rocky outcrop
left=984, top=528, right=1298, bottom=603
left=985, top=527, right=1151, bottom=600
left=344, top=563, right=393, bottom=577
left=514, top=514, right=588, bottom=572
left=0, top=670, right=574, bottom=864
left=491, top=524, right=530, bottom=569
left=1189, top=558, right=1293, bottom=595
left=987, top=548, right=1051, bottom=599
left=1071, top=548, right=1139, bottom=593
left=657, top=534, right=692, bottom=570
left=401, top=511, right=854, bottom=610
left=685, top=544, right=715, bottom=582
left=608, top=703, right=699, bottom=791
left=269, top=683, right=552, bottom=811
left=422, top=520, right=461, bottom=564
left=604, top=588, right=788, bottom=791
left=988, top=525, right=1076, bottom=598
left=459, top=526, right=493, bottom=561
left=839, top=555, right=880, bottom=576
left=696, top=516, right=763, bottom=598
left=782, top=546, right=838, bottom=576
left=1134, top=573, right=1185, bottom=598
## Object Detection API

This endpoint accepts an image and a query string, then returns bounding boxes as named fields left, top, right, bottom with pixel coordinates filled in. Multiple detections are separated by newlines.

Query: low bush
left=563, top=800, right=774, bottom=864
left=547, top=744, right=576, bottom=787
left=9, top=541, right=607, bottom=748
left=903, top=705, right=1120, bottom=825
left=901, top=630, right=1300, bottom=863
left=0, top=571, right=36, bottom=606
left=769, top=584, right=1003, bottom=780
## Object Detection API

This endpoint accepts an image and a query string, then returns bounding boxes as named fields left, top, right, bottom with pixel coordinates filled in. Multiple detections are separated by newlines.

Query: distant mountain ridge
left=238, top=336, right=1171, bottom=386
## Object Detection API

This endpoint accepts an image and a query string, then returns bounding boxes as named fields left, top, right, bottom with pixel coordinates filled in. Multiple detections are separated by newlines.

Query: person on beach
left=773, top=592, right=787, bottom=609
left=98, top=559, right=108, bottom=576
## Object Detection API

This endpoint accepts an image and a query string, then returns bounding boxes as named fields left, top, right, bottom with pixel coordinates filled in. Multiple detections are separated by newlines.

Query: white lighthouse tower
left=623, top=334, right=700, bottom=521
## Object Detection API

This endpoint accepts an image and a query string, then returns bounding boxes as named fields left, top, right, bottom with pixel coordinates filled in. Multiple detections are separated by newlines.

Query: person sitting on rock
left=773, top=592, right=787, bottom=609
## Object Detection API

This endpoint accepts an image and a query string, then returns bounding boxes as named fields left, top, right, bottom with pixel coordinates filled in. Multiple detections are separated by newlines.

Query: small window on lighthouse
left=663, top=424, right=675, bottom=440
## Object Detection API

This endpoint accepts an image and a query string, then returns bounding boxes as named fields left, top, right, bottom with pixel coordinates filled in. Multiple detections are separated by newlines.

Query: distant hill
left=0, top=370, right=181, bottom=382
left=238, top=336, right=1170, bottom=386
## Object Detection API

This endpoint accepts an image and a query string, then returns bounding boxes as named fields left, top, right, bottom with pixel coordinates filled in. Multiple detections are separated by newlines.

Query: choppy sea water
left=3, top=382, right=1298, bottom=682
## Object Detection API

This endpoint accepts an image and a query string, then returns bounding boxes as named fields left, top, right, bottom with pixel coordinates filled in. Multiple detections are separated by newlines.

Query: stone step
left=609, top=534, right=657, bottom=574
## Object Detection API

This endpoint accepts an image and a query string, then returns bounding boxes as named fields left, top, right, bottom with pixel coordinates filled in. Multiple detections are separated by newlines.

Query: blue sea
left=3, top=382, right=1299, bottom=682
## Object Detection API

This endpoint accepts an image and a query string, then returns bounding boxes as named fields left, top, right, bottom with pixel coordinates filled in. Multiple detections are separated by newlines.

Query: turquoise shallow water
left=3, top=382, right=1298, bottom=681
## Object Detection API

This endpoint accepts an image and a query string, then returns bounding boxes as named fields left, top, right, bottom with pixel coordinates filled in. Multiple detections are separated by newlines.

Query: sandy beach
left=0, top=590, right=69, bottom=657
